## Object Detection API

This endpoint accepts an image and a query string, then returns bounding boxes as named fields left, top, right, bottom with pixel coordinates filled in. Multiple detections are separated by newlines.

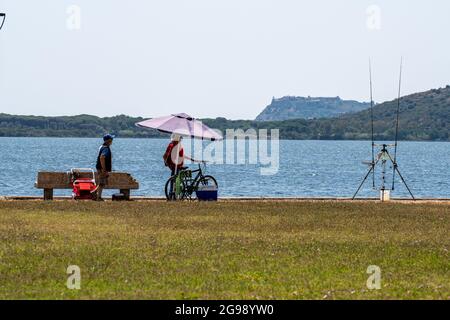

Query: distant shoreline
left=2, top=84, right=450, bottom=142
left=0, top=136, right=449, bottom=143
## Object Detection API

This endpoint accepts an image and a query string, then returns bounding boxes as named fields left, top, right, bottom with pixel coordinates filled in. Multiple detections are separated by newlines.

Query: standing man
left=95, top=134, right=114, bottom=201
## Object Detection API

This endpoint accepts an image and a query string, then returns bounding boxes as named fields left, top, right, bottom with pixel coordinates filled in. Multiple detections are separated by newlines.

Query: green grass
left=0, top=200, right=448, bottom=299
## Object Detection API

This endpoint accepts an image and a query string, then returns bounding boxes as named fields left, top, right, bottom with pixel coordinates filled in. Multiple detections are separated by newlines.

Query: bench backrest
left=35, top=172, right=139, bottom=190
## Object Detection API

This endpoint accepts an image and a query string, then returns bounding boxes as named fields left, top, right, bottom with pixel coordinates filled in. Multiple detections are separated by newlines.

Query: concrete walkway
left=1, top=195, right=450, bottom=204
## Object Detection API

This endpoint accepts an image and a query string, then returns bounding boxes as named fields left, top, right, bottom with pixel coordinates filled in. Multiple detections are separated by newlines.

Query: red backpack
left=163, top=141, right=177, bottom=169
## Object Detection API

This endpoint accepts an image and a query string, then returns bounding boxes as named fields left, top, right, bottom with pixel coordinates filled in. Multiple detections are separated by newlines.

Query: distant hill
left=255, top=96, right=371, bottom=121
left=0, top=85, right=449, bottom=141
left=204, top=85, right=450, bottom=141
left=323, top=85, right=450, bottom=141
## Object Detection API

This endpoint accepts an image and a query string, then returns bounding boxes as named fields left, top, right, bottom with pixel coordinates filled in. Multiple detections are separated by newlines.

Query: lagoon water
left=0, top=137, right=449, bottom=198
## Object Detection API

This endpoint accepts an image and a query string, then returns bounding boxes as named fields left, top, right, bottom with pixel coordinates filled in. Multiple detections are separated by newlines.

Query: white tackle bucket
left=380, top=189, right=391, bottom=202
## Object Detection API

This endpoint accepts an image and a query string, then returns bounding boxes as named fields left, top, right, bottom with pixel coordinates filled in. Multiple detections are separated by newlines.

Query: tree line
left=1, top=86, right=449, bottom=141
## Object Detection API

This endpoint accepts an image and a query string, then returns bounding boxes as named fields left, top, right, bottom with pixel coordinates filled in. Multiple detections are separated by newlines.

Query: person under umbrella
left=163, top=133, right=203, bottom=200
left=136, top=113, right=222, bottom=200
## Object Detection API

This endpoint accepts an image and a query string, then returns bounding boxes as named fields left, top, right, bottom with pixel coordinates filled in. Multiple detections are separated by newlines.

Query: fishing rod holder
left=352, top=58, right=414, bottom=201
left=352, top=142, right=415, bottom=201
left=374, top=143, right=395, bottom=148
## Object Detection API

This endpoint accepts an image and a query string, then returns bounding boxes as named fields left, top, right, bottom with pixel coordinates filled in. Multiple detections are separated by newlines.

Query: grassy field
left=0, top=200, right=448, bottom=300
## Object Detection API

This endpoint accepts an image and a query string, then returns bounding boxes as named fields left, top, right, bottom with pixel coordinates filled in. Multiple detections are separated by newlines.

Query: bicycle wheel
left=195, top=175, right=218, bottom=196
left=164, top=175, right=187, bottom=201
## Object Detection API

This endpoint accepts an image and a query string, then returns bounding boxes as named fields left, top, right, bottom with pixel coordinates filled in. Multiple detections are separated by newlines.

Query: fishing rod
left=369, top=59, right=375, bottom=189
left=352, top=60, right=377, bottom=199
left=392, top=57, right=402, bottom=190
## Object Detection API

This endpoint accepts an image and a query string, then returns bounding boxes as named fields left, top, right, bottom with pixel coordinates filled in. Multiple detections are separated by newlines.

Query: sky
left=0, top=0, right=449, bottom=120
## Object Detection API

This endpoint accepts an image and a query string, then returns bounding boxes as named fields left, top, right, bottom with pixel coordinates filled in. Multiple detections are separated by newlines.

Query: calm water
left=0, top=137, right=449, bottom=198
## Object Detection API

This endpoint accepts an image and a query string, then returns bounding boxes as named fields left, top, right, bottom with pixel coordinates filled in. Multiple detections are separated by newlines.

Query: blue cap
left=103, top=134, right=115, bottom=141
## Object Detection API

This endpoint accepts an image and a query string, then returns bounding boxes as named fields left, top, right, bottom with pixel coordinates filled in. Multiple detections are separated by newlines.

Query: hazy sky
left=0, top=0, right=449, bottom=119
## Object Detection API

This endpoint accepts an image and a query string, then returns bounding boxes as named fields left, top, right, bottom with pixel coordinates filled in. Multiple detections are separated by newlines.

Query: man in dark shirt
left=95, top=134, right=114, bottom=201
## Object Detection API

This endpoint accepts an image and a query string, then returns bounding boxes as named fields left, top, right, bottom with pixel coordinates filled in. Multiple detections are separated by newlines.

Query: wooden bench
left=35, top=171, right=139, bottom=200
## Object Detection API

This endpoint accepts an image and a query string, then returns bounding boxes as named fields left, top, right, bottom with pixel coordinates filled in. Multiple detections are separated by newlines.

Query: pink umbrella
left=136, top=113, right=223, bottom=141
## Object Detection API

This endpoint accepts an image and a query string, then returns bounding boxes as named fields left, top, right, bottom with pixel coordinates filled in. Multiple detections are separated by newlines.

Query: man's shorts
left=98, top=172, right=109, bottom=186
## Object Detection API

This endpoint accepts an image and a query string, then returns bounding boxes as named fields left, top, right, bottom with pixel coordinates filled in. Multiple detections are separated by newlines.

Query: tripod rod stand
left=352, top=144, right=415, bottom=200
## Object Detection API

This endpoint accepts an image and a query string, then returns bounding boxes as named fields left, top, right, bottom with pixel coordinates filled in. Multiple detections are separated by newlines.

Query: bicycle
left=164, top=162, right=218, bottom=201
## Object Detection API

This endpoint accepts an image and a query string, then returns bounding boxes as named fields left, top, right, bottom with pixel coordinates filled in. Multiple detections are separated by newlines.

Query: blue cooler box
left=196, top=185, right=218, bottom=201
